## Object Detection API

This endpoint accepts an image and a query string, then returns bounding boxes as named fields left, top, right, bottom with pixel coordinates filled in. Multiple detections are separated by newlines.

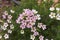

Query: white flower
left=4, top=11, right=8, bottom=15
left=49, top=7, right=55, bottom=11
left=38, top=17, right=41, bottom=20
left=30, top=35, right=35, bottom=40
left=10, top=10, right=15, bottom=13
left=44, top=0, right=47, bottom=2
left=3, top=22, right=8, bottom=27
left=23, top=9, right=26, bottom=11
left=8, top=30, right=12, bottom=34
left=8, top=15, right=12, bottom=19
left=10, top=24, right=14, bottom=29
left=51, top=39, right=53, bottom=40
left=1, top=26, right=7, bottom=30
left=32, top=9, right=38, bottom=14
left=49, top=12, right=56, bottom=19
left=56, top=14, right=60, bottom=20
left=0, top=35, right=2, bottom=39
left=38, top=23, right=43, bottom=28
left=4, top=34, right=9, bottom=39
left=37, top=14, right=40, bottom=17
left=7, top=19, right=11, bottom=23
left=36, top=14, right=41, bottom=20
left=31, top=22, right=35, bottom=25
left=20, top=30, right=24, bottom=34
left=38, top=23, right=46, bottom=30
left=56, top=8, right=60, bottom=11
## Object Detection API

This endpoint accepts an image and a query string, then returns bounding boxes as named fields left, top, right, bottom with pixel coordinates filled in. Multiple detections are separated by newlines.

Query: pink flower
left=29, top=16, right=36, bottom=22
left=20, top=24, right=26, bottom=29
left=16, top=9, right=41, bottom=30
left=33, top=31, right=39, bottom=36
left=2, top=15, right=6, bottom=19
left=21, top=20, right=26, bottom=24
left=24, top=9, right=34, bottom=16
left=22, top=22, right=26, bottom=26
left=24, top=9, right=31, bottom=14
left=39, top=35, right=44, bottom=40
left=19, top=14, right=24, bottom=20
left=16, top=20, right=20, bottom=24
left=33, top=16, right=38, bottom=20
left=26, top=24, right=32, bottom=28
left=42, top=25, right=46, bottom=30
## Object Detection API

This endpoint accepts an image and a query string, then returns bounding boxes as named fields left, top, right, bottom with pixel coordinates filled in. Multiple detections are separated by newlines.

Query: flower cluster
left=16, top=9, right=47, bottom=40
left=0, top=10, right=14, bottom=40
left=38, top=23, right=46, bottom=30
left=16, top=9, right=41, bottom=29
left=49, top=7, right=60, bottom=20
left=30, top=34, right=44, bottom=40
left=30, top=22, right=46, bottom=40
